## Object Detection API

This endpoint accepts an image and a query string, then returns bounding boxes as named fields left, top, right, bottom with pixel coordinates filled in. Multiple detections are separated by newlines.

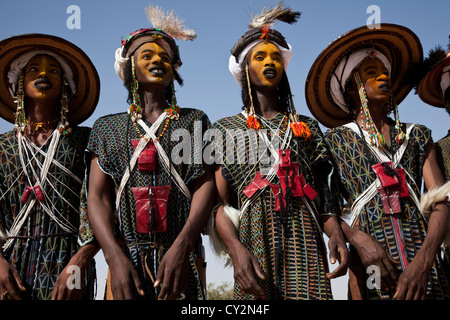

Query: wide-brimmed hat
left=0, top=33, right=100, bottom=125
left=417, top=46, right=450, bottom=108
left=305, top=23, right=422, bottom=128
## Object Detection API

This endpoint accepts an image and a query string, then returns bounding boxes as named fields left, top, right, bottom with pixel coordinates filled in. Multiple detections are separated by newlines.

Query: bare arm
left=87, top=156, right=144, bottom=300
left=320, top=215, right=349, bottom=279
left=214, top=165, right=266, bottom=299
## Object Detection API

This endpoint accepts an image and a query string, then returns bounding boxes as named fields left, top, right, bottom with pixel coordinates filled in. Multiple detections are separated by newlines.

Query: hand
left=229, top=244, right=266, bottom=299
left=393, top=258, right=430, bottom=300
left=154, top=243, right=190, bottom=300
left=326, top=229, right=349, bottom=279
left=51, top=263, right=83, bottom=300
left=351, top=230, right=398, bottom=290
left=108, top=252, right=144, bottom=300
left=0, top=256, right=26, bottom=300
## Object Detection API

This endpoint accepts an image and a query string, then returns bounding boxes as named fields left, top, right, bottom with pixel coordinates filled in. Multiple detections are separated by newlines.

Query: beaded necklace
left=133, top=116, right=170, bottom=141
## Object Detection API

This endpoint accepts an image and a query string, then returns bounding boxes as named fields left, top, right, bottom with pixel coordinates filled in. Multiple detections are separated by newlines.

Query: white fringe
left=205, top=204, right=241, bottom=267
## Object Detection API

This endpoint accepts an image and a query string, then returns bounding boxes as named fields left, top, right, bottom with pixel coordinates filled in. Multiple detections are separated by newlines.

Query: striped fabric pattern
left=213, top=112, right=337, bottom=300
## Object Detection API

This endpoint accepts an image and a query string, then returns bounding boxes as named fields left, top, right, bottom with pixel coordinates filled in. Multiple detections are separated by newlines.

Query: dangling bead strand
left=391, top=96, right=406, bottom=144
left=128, top=56, right=143, bottom=122
left=355, top=72, right=385, bottom=149
left=57, top=80, right=72, bottom=136
left=14, top=74, right=28, bottom=135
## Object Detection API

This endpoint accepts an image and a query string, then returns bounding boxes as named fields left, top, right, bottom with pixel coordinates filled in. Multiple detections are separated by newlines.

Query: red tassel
left=290, top=121, right=311, bottom=139
left=247, top=115, right=262, bottom=130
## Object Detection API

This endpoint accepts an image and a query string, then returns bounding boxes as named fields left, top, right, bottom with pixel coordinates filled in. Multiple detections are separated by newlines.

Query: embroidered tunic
left=80, top=109, right=210, bottom=300
left=0, top=127, right=96, bottom=300
left=212, top=112, right=337, bottom=300
left=324, top=121, right=450, bottom=300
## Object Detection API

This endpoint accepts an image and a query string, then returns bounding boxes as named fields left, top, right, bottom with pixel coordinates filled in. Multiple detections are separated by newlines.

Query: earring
left=164, top=78, right=180, bottom=120
left=128, top=56, right=142, bottom=122
left=391, top=96, right=406, bottom=144
left=14, top=74, right=27, bottom=135
left=244, top=64, right=261, bottom=130
left=354, top=72, right=385, bottom=149
left=58, top=79, right=72, bottom=136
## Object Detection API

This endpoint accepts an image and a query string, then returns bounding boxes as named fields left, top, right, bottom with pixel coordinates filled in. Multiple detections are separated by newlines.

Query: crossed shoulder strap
left=342, top=122, right=422, bottom=226
left=115, top=112, right=191, bottom=212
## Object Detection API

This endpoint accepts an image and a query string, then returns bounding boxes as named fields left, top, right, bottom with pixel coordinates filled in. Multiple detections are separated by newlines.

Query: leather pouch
left=132, top=185, right=171, bottom=233
left=131, top=139, right=157, bottom=172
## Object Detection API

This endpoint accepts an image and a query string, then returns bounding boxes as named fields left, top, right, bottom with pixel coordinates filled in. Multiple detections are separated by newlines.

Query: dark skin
left=343, top=57, right=450, bottom=300
left=87, top=42, right=215, bottom=300
left=0, top=54, right=100, bottom=300
left=215, top=42, right=348, bottom=299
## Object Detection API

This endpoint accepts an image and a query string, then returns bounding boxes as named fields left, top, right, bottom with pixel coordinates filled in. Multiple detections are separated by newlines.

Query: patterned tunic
left=0, top=127, right=96, bottom=300
left=324, top=121, right=450, bottom=300
left=213, top=112, right=337, bottom=300
left=435, top=130, right=450, bottom=181
left=80, top=109, right=210, bottom=300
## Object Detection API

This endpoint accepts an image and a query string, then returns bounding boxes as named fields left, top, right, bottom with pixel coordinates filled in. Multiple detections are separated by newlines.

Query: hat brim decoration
left=0, top=33, right=100, bottom=125
left=417, top=49, right=450, bottom=108
left=305, top=23, right=422, bottom=128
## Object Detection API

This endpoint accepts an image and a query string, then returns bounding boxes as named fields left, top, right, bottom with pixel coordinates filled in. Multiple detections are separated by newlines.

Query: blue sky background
left=1, top=0, right=449, bottom=300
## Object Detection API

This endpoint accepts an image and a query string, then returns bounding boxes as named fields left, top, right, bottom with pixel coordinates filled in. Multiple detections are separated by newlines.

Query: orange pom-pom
left=165, top=105, right=180, bottom=119
left=290, top=121, right=311, bottom=139
left=247, top=114, right=262, bottom=130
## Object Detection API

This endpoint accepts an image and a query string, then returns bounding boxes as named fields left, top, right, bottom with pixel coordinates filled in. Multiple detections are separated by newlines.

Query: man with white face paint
left=306, top=24, right=450, bottom=300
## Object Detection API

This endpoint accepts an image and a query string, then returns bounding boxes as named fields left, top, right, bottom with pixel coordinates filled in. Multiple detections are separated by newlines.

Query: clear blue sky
left=1, top=0, right=449, bottom=300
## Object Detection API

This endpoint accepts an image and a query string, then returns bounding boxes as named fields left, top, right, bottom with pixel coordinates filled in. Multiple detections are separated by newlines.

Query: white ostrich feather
left=145, top=5, right=197, bottom=41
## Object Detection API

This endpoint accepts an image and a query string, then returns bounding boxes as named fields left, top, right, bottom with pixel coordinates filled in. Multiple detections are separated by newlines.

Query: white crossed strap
left=343, top=122, right=422, bottom=227
left=114, top=112, right=191, bottom=212
left=1, top=128, right=78, bottom=250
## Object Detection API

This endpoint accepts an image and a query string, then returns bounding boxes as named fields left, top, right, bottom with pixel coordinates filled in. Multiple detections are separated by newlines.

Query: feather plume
left=412, top=45, right=446, bottom=92
left=248, top=1, right=300, bottom=29
left=145, top=5, right=197, bottom=41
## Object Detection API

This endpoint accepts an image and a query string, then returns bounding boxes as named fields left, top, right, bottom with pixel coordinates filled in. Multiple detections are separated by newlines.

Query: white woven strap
left=138, top=118, right=191, bottom=200
left=2, top=129, right=77, bottom=251
left=114, top=112, right=169, bottom=210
